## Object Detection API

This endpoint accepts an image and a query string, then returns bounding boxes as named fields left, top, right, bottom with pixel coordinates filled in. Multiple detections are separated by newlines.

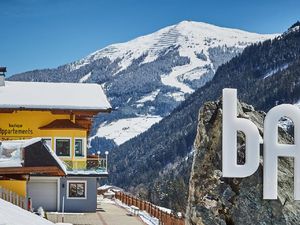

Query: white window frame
left=66, top=180, right=87, bottom=200
left=42, top=137, right=52, bottom=149
left=74, top=138, right=86, bottom=158
left=54, top=137, right=72, bottom=158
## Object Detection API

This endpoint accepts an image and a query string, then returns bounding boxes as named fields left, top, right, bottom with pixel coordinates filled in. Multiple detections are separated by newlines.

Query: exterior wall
left=0, top=111, right=100, bottom=212
left=0, top=110, right=87, bottom=169
left=0, top=180, right=26, bottom=197
left=59, top=176, right=97, bottom=212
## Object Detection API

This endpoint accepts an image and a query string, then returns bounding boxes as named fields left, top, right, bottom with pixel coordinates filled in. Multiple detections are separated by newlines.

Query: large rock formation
left=186, top=99, right=300, bottom=225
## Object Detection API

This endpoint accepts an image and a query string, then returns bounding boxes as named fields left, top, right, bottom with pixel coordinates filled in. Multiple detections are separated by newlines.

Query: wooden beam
left=0, top=109, right=15, bottom=113
left=0, top=166, right=66, bottom=176
left=51, top=109, right=109, bottom=116
left=75, top=118, right=92, bottom=130
left=0, top=108, right=111, bottom=115
left=0, top=175, right=27, bottom=180
left=75, top=116, right=93, bottom=120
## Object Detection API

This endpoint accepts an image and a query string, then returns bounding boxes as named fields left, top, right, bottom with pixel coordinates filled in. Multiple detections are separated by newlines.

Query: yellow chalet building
left=0, top=71, right=112, bottom=212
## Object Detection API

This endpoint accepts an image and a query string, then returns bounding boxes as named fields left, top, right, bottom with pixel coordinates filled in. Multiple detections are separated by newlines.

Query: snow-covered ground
left=136, top=90, right=160, bottom=103
left=263, top=63, right=289, bottom=79
left=91, top=115, right=162, bottom=145
left=0, top=198, right=55, bottom=225
left=79, top=72, right=92, bottom=83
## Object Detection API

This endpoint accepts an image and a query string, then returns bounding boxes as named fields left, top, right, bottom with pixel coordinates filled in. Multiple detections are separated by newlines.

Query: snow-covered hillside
left=9, top=21, right=277, bottom=148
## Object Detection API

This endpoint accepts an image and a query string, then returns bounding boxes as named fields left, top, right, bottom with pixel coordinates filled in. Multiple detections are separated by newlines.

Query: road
left=47, top=199, right=145, bottom=225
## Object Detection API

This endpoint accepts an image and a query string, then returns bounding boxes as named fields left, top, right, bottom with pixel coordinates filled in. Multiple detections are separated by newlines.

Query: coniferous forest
left=109, top=22, right=300, bottom=212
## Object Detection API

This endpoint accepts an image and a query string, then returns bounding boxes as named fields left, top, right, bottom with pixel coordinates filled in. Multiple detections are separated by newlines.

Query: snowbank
left=0, top=198, right=54, bottom=225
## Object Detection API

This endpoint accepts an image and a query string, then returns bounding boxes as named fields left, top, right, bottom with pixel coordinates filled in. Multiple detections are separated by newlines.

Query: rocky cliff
left=186, top=99, right=300, bottom=225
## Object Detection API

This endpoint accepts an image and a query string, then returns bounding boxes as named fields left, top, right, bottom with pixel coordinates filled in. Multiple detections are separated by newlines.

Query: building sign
left=0, top=123, right=33, bottom=140
left=222, top=88, right=300, bottom=200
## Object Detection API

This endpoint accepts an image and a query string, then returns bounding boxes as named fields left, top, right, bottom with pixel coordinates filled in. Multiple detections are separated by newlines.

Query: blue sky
left=0, top=0, right=299, bottom=76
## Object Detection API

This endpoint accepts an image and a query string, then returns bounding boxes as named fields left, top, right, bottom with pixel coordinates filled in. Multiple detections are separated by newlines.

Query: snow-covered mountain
left=9, top=21, right=277, bottom=149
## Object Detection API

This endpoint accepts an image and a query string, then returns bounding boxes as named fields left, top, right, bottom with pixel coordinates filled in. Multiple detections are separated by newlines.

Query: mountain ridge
left=9, top=21, right=276, bottom=148
left=108, top=24, right=300, bottom=211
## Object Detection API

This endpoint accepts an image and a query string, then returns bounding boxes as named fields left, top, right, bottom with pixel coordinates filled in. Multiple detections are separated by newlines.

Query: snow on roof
left=0, top=138, right=67, bottom=174
left=0, top=198, right=54, bottom=225
left=44, top=143, right=67, bottom=174
left=97, top=185, right=123, bottom=193
left=0, top=138, right=41, bottom=167
left=98, top=184, right=113, bottom=190
left=67, top=169, right=108, bottom=176
left=0, top=81, right=111, bottom=111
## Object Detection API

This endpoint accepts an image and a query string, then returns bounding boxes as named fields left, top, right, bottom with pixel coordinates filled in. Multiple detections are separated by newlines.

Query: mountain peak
left=70, top=21, right=276, bottom=74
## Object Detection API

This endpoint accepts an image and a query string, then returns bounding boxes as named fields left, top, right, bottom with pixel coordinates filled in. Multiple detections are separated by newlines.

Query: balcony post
left=105, top=151, right=109, bottom=171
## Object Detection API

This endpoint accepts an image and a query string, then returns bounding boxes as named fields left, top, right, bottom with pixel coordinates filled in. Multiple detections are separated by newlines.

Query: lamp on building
left=105, top=151, right=109, bottom=171
left=97, top=151, right=101, bottom=167
left=0, top=67, right=7, bottom=87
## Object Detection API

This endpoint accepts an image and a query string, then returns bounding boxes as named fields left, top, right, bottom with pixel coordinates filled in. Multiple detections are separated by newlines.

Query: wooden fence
left=0, top=186, right=26, bottom=209
left=115, top=191, right=185, bottom=225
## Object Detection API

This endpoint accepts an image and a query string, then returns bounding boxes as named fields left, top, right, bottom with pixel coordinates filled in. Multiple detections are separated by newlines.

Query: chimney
left=0, top=67, right=6, bottom=86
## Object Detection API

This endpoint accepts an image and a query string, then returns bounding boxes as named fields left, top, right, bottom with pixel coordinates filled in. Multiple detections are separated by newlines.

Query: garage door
left=27, top=179, right=58, bottom=212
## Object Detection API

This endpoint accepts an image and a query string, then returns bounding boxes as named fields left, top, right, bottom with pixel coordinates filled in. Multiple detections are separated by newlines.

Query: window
left=75, top=139, right=84, bottom=157
left=42, top=138, right=52, bottom=148
left=67, top=181, right=87, bottom=199
left=55, top=138, right=71, bottom=157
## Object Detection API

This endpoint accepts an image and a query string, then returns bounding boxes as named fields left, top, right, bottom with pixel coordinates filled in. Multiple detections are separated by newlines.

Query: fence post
left=9, top=191, right=12, bottom=203
left=153, top=206, right=157, bottom=218
left=150, top=204, right=153, bottom=216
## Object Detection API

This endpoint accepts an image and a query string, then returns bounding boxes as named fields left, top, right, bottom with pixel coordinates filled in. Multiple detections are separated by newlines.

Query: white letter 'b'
left=222, top=89, right=260, bottom=177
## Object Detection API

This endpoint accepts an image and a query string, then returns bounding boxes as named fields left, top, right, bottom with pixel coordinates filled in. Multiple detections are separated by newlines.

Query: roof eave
left=0, top=107, right=112, bottom=113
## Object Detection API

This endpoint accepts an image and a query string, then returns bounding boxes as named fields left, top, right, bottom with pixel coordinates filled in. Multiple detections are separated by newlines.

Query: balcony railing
left=86, top=157, right=107, bottom=171
left=61, top=157, right=108, bottom=173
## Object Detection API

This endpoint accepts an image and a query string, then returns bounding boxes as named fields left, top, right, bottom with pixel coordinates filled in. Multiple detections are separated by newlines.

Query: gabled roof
left=0, top=81, right=112, bottom=111
left=39, top=119, right=85, bottom=130
left=0, top=138, right=66, bottom=176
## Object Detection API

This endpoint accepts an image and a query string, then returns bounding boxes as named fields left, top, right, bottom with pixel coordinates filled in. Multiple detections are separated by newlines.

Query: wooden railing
left=115, top=191, right=185, bottom=225
left=0, top=186, right=26, bottom=209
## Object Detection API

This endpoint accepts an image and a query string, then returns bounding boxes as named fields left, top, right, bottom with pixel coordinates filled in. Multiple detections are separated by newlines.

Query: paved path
left=47, top=201, right=145, bottom=225
left=97, top=202, right=144, bottom=225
